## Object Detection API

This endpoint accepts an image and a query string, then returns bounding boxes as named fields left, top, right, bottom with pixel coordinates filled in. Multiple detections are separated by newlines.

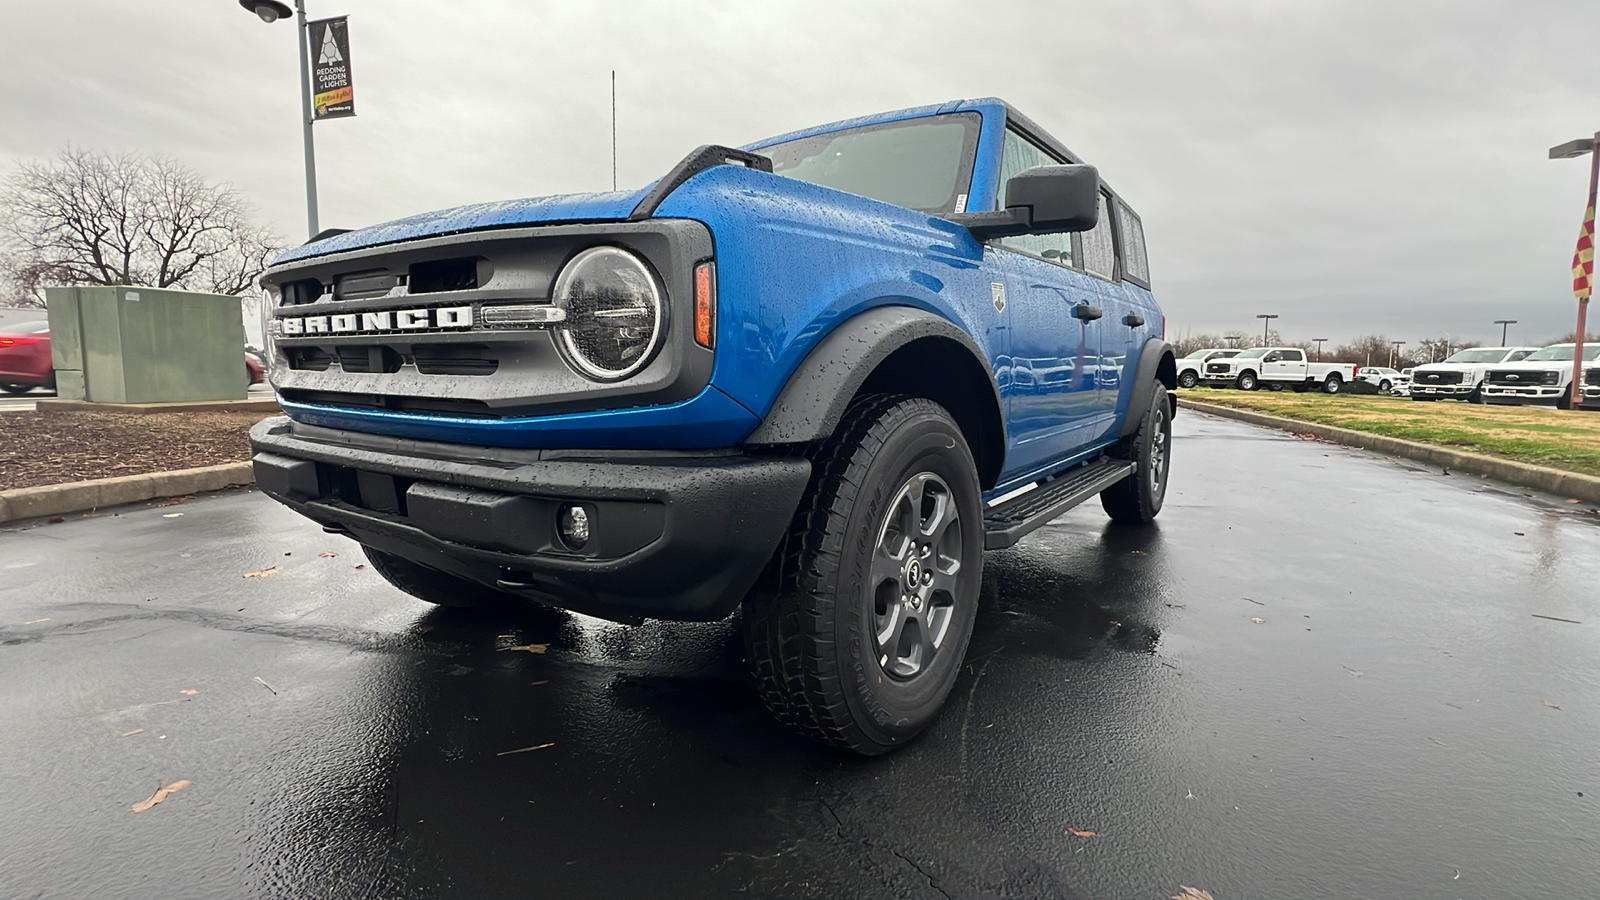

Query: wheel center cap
left=905, top=558, right=922, bottom=590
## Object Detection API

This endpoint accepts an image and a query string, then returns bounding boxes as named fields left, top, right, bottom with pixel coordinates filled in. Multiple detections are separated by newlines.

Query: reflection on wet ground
left=2, top=413, right=1598, bottom=899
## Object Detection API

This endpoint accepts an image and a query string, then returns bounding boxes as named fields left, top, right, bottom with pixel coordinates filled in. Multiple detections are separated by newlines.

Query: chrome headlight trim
left=551, top=246, right=666, bottom=382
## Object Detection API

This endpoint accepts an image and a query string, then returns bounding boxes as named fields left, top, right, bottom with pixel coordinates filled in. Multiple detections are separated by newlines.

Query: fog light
left=557, top=504, right=590, bottom=550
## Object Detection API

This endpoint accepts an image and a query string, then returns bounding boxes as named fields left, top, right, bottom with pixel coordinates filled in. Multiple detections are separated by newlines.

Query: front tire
left=1322, top=374, right=1344, bottom=394
left=1379, top=380, right=1392, bottom=392
left=363, top=546, right=516, bottom=608
left=743, top=395, right=983, bottom=756
left=1101, top=384, right=1172, bottom=524
left=1178, top=370, right=1200, bottom=389
left=0, top=383, right=31, bottom=395
left=1235, top=371, right=1258, bottom=391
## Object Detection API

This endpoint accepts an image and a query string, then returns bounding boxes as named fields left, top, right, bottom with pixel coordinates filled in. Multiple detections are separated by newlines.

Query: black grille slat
left=412, top=344, right=499, bottom=376
left=335, top=270, right=404, bottom=301
left=409, top=257, right=482, bottom=294
left=1486, top=369, right=1557, bottom=385
left=1587, top=369, right=1600, bottom=387
left=336, top=346, right=403, bottom=374
left=1413, top=371, right=1463, bottom=385
left=1206, top=362, right=1230, bottom=374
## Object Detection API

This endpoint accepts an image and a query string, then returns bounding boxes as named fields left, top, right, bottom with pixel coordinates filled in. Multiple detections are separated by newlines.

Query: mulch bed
left=0, top=410, right=269, bottom=491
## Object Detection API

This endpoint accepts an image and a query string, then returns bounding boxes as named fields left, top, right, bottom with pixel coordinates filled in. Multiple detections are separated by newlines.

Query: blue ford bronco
left=250, top=99, right=1175, bottom=755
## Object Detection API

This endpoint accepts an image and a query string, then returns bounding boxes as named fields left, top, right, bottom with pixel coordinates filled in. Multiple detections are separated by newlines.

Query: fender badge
left=990, top=282, right=1006, bottom=313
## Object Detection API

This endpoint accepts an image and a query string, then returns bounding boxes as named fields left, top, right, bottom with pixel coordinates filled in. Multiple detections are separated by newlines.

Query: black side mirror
left=948, top=164, right=1100, bottom=240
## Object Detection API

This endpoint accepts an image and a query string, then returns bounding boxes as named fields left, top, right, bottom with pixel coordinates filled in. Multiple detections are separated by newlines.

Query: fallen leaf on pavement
left=243, top=567, right=278, bottom=578
left=1067, top=828, right=1097, bottom=837
left=47, top=517, right=65, bottom=524
left=179, top=689, right=198, bottom=696
left=501, top=643, right=548, bottom=654
left=1542, top=700, right=1562, bottom=710
left=24, top=618, right=49, bottom=625
left=121, top=728, right=144, bottom=737
left=352, top=564, right=368, bottom=570
left=1172, top=888, right=1215, bottom=900
left=1343, top=667, right=1363, bottom=677
left=1243, top=597, right=1265, bottom=606
left=162, top=513, right=183, bottom=518
left=1250, top=617, right=1265, bottom=625
left=496, top=742, right=555, bottom=756
left=318, top=551, right=339, bottom=558
left=529, top=679, right=550, bottom=686
left=131, top=779, right=191, bottom=813
left=254, top=677, right=278, bottom=695
left=1568, top=498, right=1582, bottom=504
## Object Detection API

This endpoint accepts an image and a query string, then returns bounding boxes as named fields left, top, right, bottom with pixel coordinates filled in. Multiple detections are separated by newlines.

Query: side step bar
left=982, top=457, right=1136, bottom=550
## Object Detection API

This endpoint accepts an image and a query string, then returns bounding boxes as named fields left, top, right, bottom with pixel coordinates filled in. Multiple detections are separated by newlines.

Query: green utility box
left=46, top=286, right=248, bottom=403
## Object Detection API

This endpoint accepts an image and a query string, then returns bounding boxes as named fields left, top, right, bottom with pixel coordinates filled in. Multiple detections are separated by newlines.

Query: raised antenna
left=611, top=70, right=617, bottom=191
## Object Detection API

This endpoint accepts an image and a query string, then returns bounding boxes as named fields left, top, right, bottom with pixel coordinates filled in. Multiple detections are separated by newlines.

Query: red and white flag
left=1573, top=203, right=1594, bottom=300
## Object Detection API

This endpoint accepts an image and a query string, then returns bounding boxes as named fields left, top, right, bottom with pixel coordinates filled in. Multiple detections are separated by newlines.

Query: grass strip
left=1181, top=389, right=1600, bottom=476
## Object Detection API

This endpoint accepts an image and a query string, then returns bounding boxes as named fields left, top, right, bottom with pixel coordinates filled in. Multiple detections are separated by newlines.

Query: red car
left=0, top=320, right=52, bottom=395
left=0, top=321, right=265, bottom=395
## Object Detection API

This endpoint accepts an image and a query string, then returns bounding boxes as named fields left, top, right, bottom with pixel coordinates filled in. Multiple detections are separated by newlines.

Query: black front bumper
left=249, top=417, right=811, bottom=622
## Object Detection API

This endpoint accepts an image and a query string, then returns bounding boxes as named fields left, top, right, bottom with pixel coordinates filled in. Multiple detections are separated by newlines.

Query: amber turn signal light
left=694, top=261, right=715, bottom=349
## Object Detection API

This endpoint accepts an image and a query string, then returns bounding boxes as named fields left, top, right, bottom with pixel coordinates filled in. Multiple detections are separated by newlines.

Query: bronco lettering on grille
left=280, top=305, right=473, bottom=335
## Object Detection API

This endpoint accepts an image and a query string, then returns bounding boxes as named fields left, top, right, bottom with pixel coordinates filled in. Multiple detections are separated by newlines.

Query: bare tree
left=0, top=147, right=281, bottom=308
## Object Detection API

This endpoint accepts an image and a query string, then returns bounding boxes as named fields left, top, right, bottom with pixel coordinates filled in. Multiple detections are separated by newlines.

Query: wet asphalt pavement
left=1, top=411, right=1597, bottom=899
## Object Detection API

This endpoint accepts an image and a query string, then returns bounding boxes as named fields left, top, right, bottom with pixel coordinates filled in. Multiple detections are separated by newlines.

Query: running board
left=982, top=458, right=1136, bottom=550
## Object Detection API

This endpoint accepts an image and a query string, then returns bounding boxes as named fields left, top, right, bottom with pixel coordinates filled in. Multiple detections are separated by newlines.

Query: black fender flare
left=1118, top=337, right=1177, bottom=438
left=744, top=306, right=1004, bottom=450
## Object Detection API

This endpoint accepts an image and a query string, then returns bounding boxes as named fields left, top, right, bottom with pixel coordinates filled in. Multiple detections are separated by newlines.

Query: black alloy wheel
left=744, top=394, right=983, bottom=756
left=1101, top=382, right=1172, bottom=524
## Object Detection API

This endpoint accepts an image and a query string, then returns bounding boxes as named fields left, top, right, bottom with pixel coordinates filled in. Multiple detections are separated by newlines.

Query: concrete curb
left=1179, top=398, right=1600, bottom=503
left=35, top=398, right=280, bottom=415
left=0, top=462, right=254, bottom=524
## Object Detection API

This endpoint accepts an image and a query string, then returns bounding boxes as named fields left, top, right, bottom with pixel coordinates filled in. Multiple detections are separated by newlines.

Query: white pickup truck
left=1479, top=343, right=1600, bottom=409
left=1176, top=347, right=1241, bottom=389
left=1409, top=346, right=1540, bottom=402
left=1202, top=347, right=1361, bottom=393
left=1582, top=363, right=1600, bottom=410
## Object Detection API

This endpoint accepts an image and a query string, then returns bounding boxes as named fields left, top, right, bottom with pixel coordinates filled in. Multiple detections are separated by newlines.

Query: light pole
left=1256, top=313, right=1278, bottom=346
left=1390, top=341, right=1405, bottom=369
left=1549, top=133, right=1599, bottom=408
left=1494, top=319, right=1516, bottom=347
left=241, top=0, right=319, bottom=240
left=1312, top=337, right=1328, bottom=361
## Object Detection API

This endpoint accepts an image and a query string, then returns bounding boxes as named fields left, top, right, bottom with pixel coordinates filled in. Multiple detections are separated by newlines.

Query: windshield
left=1523, top=345, right=1600, bottom=361
left=756, top=113, right=981, bottom=215
left=1443, top=348, right=1509, bottom=364
left=1235, top=348, right=1270, bottom=359
left=1183, top=349, right=1213, bottom=359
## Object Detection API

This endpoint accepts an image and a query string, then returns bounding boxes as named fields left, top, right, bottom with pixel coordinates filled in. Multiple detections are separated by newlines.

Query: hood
left=1412, top=362, right=1485, bottom=373
left=272, top=186, right=653, bottom=266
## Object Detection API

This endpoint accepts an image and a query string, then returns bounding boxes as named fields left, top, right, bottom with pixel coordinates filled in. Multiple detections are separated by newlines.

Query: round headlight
left=552, top=246, right=664, bottom=381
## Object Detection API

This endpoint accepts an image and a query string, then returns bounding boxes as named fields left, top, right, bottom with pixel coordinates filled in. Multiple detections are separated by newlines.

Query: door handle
left=1123, top=314, right=1145, bottom=327
left=1072, top=305, right=1103, bottom=322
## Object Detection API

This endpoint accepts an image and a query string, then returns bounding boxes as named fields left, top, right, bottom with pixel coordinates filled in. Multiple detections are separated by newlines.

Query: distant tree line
left=0, top=147, right=281, bottom=309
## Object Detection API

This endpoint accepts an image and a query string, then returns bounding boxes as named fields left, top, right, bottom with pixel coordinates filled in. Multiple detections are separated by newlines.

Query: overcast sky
left=3, top=0, right=1598, bottom=347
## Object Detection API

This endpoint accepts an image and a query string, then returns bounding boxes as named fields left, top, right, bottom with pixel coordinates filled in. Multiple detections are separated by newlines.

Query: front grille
left=279, top=388, right=499, bottom=417
left=284, top=343, right=494, bottom=376
left=1413, top=370, right=1462, bottom=385
left=335, top=269, right=404, bottom=301
left=1206, top=362, right=1231, bottom=374
left=1486, top=369, right=1557, bottom=385
left=1587, top=369, right=1600, bottom=387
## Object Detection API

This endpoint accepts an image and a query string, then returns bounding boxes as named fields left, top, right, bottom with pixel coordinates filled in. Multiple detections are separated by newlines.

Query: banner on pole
left=308, top=16, right=355, bottom=120
left=1573, top=203, right=1594, bottom=300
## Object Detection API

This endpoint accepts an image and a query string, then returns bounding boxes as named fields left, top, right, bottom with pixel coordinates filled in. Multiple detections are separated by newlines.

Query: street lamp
left=1494, top=319, right=1517, bottom=347
left=1256, top=313, right=1278, bottom=346
left=240, top=0, right=320, bottom=240
left=1389, top=341, right=1405, bottom=368
left=1312, top=337, right=1328, bottom=361
left=1549, top=132, right=1599, bottom=408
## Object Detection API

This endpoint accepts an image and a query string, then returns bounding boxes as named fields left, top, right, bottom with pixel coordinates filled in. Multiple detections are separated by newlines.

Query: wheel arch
left=744, top=305, right=1006, bottom=489
left=1117, top=338, right=1177, bottom=438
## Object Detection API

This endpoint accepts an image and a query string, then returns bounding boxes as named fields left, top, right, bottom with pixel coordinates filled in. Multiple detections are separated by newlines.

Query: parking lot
left=1, top=411, right=1596, bottom=899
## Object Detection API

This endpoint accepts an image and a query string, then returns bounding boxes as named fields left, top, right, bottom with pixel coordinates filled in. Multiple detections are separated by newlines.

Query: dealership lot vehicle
left=0, top=321, right=53, bottom=394
left=249, top=99, right=1175, bottom=754
left=1176, top=347, right=1239, bottom=388
left=1410, top=346, right=1539, bottom=402
left=1357, top=366, right=1403, bottom=392
left=1203, top=346, right=1359, bottom=393
left=1480, top=343, right=1600, bottom=408
left=1582, top=363, right=1600, bottom=410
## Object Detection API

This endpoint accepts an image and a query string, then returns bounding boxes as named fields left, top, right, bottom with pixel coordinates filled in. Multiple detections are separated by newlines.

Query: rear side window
left=1281, top=349, right=1304, bottom=362
left=1080, top=193, right=1117, bottom=279
left=1116, top=200, right=1150, bottom=286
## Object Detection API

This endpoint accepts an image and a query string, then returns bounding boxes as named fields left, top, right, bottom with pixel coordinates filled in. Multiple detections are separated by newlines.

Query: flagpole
left=1572, top=132, right=1599, bottom=408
